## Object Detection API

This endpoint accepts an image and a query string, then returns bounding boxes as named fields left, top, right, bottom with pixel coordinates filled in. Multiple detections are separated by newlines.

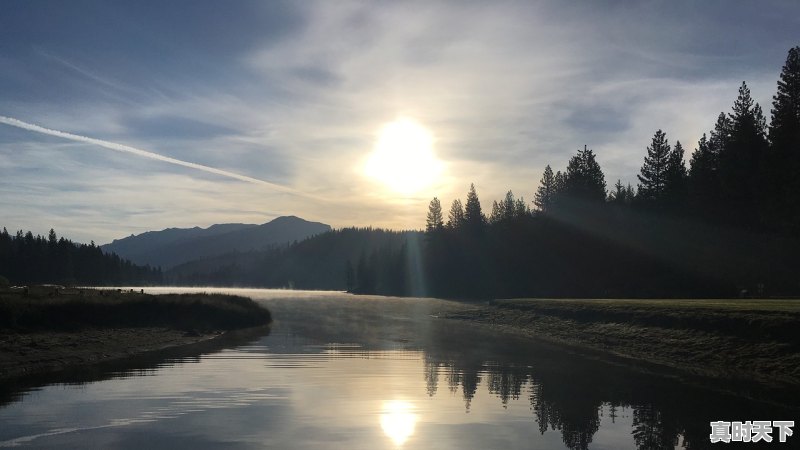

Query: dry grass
left=446, top=298, right=800, bottom=387
left=0, top=288, right=272, bottom=332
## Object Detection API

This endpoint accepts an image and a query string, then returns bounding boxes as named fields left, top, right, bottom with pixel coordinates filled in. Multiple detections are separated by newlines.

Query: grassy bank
left=0, top=288, right=272, bottom=380
left=445, top=298, right=800, bottom=387
left=0, top=288, right=272, bottom=332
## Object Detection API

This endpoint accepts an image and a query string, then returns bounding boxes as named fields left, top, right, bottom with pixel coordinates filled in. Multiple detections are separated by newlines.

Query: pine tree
left=464, top=183, right=485, bottom=229
left=637, top=130, right=671, bottom=204
left=664, top=140, right=688, bottom=209
left=514, top=197, right=529, bottom=217
left=610, top=180, right=635, bottom=206
left=447, top=199, right=465, bottom=229
left=563, top=146, right=606, bottom=202
left=534, top=165, right=557, bottom=212
left=426, top=197, right=444, bottom=232
left=770, top=46, right=800, bottom=146
left=709, top=112, right=733, bottom=154
left=502, top=191, right=515, bottom=220
left=689, top=134, right=713, bottom=181
left=489, top=200, right=504, bottom=224
left=688, top=116, right=729, bottom=219
left=554, top=170, right=565, bottom=195
left=768, top=46, right=800, bottom=233
left=719, top=82, right=769, bottom=227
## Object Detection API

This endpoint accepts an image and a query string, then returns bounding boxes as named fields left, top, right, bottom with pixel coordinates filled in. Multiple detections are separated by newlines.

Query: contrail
left=0, top=115, right=304, bottom=196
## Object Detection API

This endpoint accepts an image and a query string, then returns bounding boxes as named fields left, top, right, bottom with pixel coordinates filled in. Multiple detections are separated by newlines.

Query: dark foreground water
left=0, top=288, right=796, bottom=449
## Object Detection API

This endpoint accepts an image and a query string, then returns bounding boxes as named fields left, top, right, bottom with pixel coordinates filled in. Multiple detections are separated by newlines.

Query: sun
left=365, top=118, right=443, bottom=194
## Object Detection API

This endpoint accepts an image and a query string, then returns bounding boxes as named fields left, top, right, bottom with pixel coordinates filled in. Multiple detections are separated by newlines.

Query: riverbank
left=443, top=298, right=800, bottom=388
left=0, top=288, right=272, bottom=379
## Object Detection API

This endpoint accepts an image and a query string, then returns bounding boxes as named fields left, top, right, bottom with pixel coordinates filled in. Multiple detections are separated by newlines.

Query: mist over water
left=0, top=288, right=795, bottom=449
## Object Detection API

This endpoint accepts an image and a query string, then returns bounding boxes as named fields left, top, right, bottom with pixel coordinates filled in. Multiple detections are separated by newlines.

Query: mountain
left=101, top=216, right=331, bottom=269
left=166, top=227, right=420, bottom=290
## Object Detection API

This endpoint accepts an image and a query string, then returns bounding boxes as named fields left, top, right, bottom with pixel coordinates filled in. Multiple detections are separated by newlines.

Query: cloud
left=0, top=115, right=303, bottom=196
left=1, top=1, right=798, bottom=241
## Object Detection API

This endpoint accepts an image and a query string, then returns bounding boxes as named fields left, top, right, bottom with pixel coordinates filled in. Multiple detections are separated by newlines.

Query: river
left=0, top=288, right=795, bottom=449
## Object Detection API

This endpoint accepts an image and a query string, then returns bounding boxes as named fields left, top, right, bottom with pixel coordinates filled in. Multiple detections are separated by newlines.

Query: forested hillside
left=0, top=228, right=161, bottom=286
left=167, top=227, right=417, bottom=292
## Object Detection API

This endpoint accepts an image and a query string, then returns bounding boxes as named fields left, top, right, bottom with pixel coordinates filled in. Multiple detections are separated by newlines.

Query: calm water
left=0, top=288, right=796, bottom=449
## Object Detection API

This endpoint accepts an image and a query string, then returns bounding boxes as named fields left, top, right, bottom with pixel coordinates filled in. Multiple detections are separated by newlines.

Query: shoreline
left=0, top=288, right=273, bottom=381
left=442, top=298, right=800, bottom=389
left=0, top=327, right=224, bottom=381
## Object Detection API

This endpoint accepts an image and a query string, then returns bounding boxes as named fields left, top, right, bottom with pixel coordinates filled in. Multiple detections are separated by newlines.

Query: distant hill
left=166, top=227, right=421, bottom=291
left=102, top=216, right=331, bottom=269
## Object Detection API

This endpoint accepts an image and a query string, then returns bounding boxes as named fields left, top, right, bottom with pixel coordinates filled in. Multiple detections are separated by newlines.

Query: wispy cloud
left=0, top=115, right=307, bottom=197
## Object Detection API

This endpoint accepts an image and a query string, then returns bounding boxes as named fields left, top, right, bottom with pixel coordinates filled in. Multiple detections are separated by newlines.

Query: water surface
left=0, top=288, right=796, bottom=449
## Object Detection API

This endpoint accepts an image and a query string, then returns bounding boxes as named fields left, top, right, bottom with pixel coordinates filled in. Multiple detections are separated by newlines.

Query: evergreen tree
left=502, top=191, right=516, bottom=220
left=689, top=134, right=714, bottom=184
left=426, top=197, right=444, bottom=232
left=489, top=200, right=504, bottom=225
left=534, top=165, right=557, bottom=212
left=514, top=197, right=529, bottom=217
left=464, top=183, right=485, bottom=229
left=768, top=46, right=800, bottom=233
left=637, top=130, right=671, bottom=204
left=447, top=199, right=465, bottom=229
left=664, top=140, right=688, bottom=209
left=709, top=112, right=733, bottom=154
left=770, top=47, right=800, bottom=144
left=688, top=116, right=729, bottom=219
left=608, top=180, right=636, bottom=206
left=490, top=191, right=526, bottom=223
left=563, top=146, right=606, bottom=202
left=719, top=82, right=769, bottom=227
left=554, top=170, right=566, bottom=195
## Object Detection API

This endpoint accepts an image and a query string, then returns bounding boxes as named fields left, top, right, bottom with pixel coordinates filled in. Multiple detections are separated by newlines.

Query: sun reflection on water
left=379, top=400, right=418, bottom=446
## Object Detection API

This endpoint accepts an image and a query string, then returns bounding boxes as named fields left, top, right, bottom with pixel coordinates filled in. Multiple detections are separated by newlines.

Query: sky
left=1, top=1, right=798, bottom=244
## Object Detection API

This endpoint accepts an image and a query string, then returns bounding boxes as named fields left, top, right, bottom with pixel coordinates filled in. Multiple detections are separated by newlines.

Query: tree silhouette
left=426, top=197, right=445, bottom=232
left=688, top=133, right=716, bottom=214
left=767, top=46, right=800, bottom=233
left=447, top=199, right=465, bottom=230
left=464, top=183, right=486, bottom=230
left=637, top=130, right=671, bottom=205
left=664, top=140, right=688, bottom=210
left=608, top=179, right=634, bottom=205
left=0, top=228, right=161, bottom=285
left=534, top=165, right=557, bottom=212
left=489, top=200, right=504, bottom=225
left=719, top=82, right=768, bottom=227
left=563, top=146, right=606, bottom=203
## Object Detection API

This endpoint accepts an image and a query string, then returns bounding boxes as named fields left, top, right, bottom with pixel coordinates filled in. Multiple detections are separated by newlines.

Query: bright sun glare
left=379, top=400, right=418, bottom=446
left=365, top=118, right=443, bottom=195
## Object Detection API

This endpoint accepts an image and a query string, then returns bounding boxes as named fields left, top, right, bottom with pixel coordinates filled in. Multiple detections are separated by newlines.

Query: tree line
left=350, top=46, right=800, bottom=298
left=0, top=228, right=162, bottom=286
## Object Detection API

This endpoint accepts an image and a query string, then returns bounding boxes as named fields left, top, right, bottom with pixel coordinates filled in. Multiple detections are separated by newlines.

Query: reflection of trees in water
left=421, top=341, right=797, bottom=450
left=631, top=404, right=679, bottom=450
left=485, top=365, right=524, bottom=406
left=529, top=379, right=602, bottom=450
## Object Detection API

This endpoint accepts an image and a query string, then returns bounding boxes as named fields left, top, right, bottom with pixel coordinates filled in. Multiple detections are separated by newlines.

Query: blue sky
left=1, top=1, right=798, bottom=243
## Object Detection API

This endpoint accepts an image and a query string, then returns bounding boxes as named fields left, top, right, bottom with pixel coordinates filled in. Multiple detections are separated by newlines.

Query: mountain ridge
left=101, top=216, right=331, bottom=269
